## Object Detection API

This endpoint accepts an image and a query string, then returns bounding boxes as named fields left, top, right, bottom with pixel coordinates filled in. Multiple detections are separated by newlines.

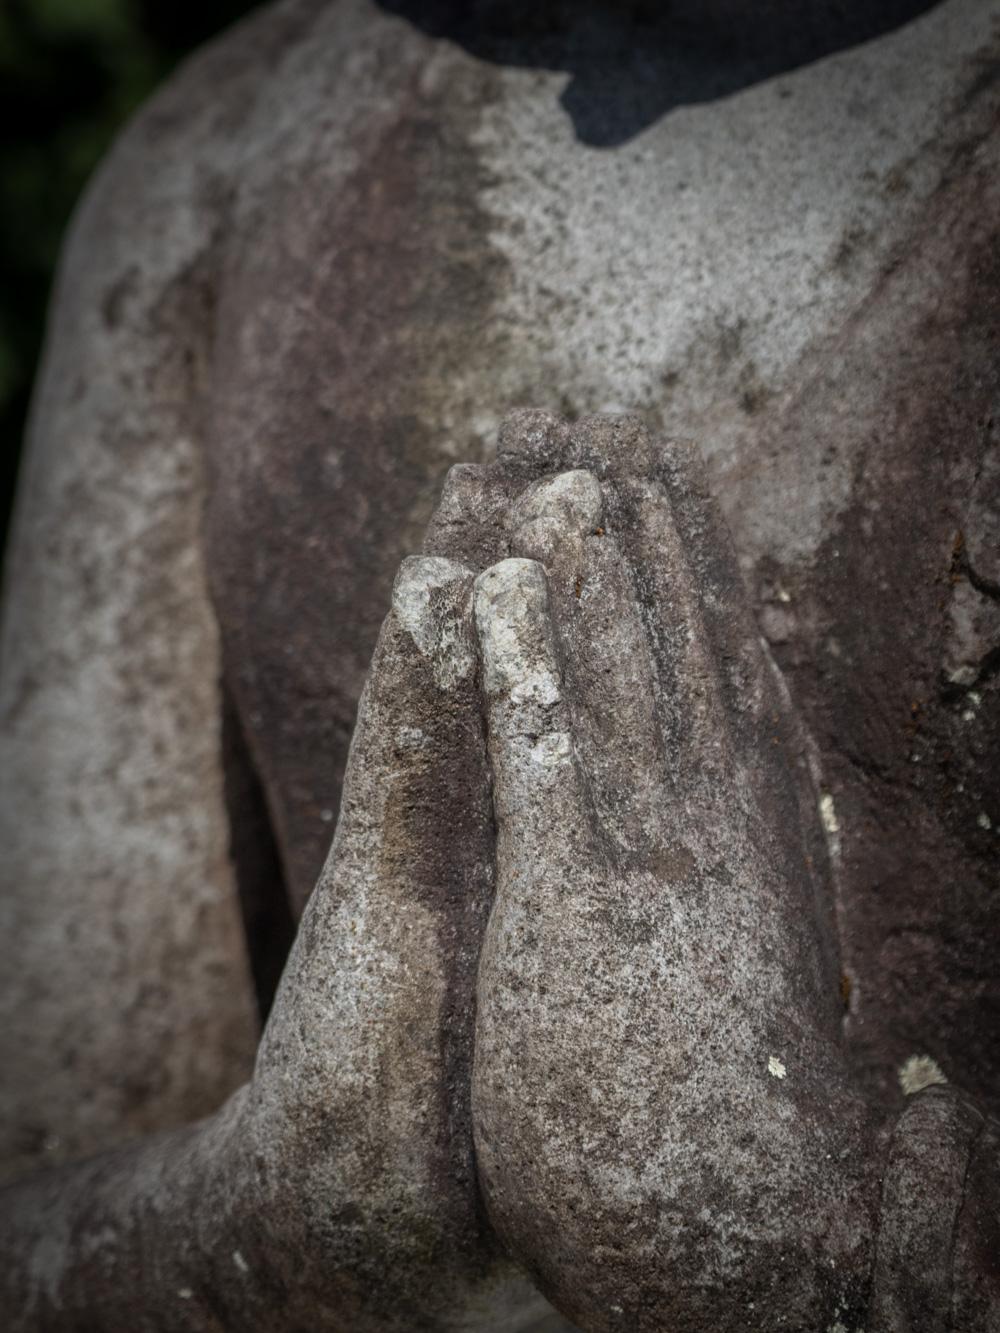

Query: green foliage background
left=0, top=0, right=259, bottom=552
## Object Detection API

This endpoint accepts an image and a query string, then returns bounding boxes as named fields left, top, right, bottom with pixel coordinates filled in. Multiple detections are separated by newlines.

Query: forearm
left=0, top=1093, right=261, bottom=1332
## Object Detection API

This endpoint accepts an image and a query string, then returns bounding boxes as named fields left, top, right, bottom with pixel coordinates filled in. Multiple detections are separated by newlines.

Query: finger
left=422, top=462, right=515, bottom=568
left=655, top=438, right=771, bottom=744
left=564, top=411, right=658, bottom=478
left=651, top=443, right=818, bottom=823
left=612, top=468, right=842, bottom=1008
left=611, top=472, right=765, bottom=796
left=424, top=411, right=582, bottom=571
left=657, top=443, right=843, bottom=1000
left=509, top=470, right=668, bottom=856
left=495, top=407, right=573, bottom=477
left=474, top=557, right=597, bottom=876
left=472, top=557, right=604, bottom=1280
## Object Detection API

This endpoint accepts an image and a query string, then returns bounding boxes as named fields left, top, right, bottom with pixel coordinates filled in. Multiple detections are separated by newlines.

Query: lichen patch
left=898, top=1053, right=947, bottom=1096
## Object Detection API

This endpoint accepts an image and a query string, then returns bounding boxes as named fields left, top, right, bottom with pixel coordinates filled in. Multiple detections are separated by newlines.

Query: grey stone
left=0, top=545, right=574, bottom=1330
left=3, top=0, right=999, bottom=1176
left=0, top=0, right=999, bottom=1325
left=4, top=411, right=997, bottom=1330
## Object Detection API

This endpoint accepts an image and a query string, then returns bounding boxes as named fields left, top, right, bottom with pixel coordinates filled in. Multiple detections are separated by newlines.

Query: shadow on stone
left=377, top=0, right=943, bottom=145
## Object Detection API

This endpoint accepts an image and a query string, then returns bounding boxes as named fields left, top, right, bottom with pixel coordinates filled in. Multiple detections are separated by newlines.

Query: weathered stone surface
left=3, top=412, right=997, bottom=1330
left=0, top=51, right=263, bottom=1176
left=0, top=545, right=574, bottom=1330
left=0, top=0, right=998, bottom=1318
left=439, top=417, right=1000, bottom=1330
left=473, top=437, right=856, bottom=1326
left=870, top=1086, right=986, bottom=1332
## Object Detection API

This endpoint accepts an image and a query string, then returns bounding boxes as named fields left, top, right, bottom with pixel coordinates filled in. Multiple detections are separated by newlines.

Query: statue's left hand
left=0, top=521, right=565, bottom=1332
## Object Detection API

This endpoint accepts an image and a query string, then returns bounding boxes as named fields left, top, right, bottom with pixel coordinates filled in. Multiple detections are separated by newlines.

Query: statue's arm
left=0, top=42, right=266, bottom=1178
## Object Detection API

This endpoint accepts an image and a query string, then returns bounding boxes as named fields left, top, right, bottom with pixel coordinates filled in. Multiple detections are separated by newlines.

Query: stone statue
left=3, top=414, right=998, bottom=1326
left=0, top=0, right=997, bottom=1327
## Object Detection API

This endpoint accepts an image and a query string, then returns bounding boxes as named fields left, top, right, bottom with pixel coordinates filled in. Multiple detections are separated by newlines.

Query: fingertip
left=566, top=413, right=656, bottom=478
left=473, top=557, right=559, bottom=711
left=473, top=558, right=589, bottom=858
left=393, top=553, right=474, bottom=604
left=515, top=466, right=602, bottom=530
left=654, top=434, right=712, bottom=497
left=391, top=555, right=476, bottom=692
left=496, top=408, right=572, bottom=476
left=423, top=463, right=510, bottom=567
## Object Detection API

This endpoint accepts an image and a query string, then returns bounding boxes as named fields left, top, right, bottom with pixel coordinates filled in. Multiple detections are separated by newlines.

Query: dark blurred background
left=0, top=0, right=260, bottom=563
